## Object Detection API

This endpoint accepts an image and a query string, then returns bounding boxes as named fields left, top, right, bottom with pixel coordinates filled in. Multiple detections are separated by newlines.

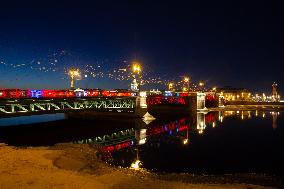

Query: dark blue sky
left=0, top=1, right=283, bottom=93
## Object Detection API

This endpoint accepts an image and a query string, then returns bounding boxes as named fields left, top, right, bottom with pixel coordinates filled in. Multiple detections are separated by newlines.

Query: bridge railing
left=146, top=96, right=188, bottom=106
left=0, top=97, right=136, bottom=116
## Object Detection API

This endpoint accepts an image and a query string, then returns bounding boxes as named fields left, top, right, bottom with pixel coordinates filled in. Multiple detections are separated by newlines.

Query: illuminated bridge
left=0, top=93, right=206, bottom=118
left=0, top=97, right=138, bottom=118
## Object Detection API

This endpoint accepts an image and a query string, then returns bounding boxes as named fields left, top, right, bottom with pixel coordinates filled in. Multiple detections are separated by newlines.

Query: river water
left=0, top=110, right=283, bottom=175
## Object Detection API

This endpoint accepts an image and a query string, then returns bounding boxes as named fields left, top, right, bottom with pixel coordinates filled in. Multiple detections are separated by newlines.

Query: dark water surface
left=0, top=110, right=283, bottom=175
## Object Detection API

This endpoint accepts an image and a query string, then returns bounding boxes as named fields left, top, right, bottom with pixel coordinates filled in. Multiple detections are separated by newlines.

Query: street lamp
left=199, top=81, right=205, bottom=92
left=183, top=76, right=190, bottom=91
left=132, top=63, right=141, bottom=75
left=132, top=62, right=142, bottom=92
left=184, top=77, right=189, bottom=83
left=68, top=68, right=80, bottom=89
left=168, top=82, right=174, bottom=91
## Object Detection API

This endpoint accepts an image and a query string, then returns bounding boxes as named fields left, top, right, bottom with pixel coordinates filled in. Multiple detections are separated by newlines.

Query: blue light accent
left=164, top=125, right=167, bottom=131
left=30, top=90, right=43, bottom=98
left=164, top=91, right=173, bottom=96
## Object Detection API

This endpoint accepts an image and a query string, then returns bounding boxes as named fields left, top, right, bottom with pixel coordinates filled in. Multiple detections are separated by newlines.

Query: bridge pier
left=135, top=96, right=148, bottom=118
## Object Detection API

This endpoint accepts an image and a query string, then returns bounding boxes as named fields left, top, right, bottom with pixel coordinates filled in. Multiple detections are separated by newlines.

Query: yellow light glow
left=68, top=68, right=80, bottom=89
left=183, top=138, right=189, bottom=145
left=69, top=69, right=80, bottom=77
left=168, top=82, right=174, bottom=90
left=219, top=115, right=223, bottom=122
left=130, top=160, right=141, bottom=170
left=139, top=91, right=147, bottom=97
left=132, top=63, right=141, bottom=74
left=184, top=77, right=190, bottom=83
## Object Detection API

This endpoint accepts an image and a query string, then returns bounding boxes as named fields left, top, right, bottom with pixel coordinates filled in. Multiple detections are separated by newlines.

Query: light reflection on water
left=90, top=111, right=283, bottom=175
left=0, top=110, right=283, bottom=175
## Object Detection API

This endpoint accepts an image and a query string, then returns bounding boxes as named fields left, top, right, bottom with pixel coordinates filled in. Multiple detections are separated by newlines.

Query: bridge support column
left=197, top=92, right=206, bottom=110
left=135, top=96, right=148, bottom=118
left=218, top=95, right=225, bottom=107
left=187, top=92, right=206, bottom=111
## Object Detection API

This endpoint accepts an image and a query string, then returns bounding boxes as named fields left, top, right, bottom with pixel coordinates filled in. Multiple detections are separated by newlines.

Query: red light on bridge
left=103, top=141, right=132, bottom=152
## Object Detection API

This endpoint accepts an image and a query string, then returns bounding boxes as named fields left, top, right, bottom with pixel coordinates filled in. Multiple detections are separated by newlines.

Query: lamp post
left=183, top=77, right=190, bottom=91
left=69, top=68, right=80, bottom=90
left=168, top=82, right=174, bottom=91
left=199, top=80, right=205, bottom=92
left=132, top=62, right=142, bottom=92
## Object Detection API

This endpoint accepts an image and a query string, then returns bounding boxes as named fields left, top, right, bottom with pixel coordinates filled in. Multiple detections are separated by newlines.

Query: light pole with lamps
left=183, top=76, right=190, bottom=91
left=132, top=63, right=142, bottom=92
left=68, top=68, right=80, bottom=90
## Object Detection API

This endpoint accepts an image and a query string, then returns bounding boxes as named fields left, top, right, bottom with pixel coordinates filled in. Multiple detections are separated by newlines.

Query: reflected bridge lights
left=218, top=115, right=223, bottom=122
left=197, top=121, right=206, bottom=134
left=182, top=127, right=189, bottom=145
left=130, top=159, right=142, bottom=170
left=183, top=138, right=189, bottom=145
left=135, top=129, right=147, bottom=145
left=130, top=148, right=142, bottom=170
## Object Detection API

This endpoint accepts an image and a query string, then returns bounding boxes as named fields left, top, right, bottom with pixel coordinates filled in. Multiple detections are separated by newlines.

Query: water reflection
left=76, top=110, right=281, bottom=148
left=218, top=110, right=280, bottom=129
left=75, top=110, right=282, bottom=172
left=0, top=110, right=283, bottom=174
left=271, top=111, right=279, bottom=130
left=0, top=113, right=65, bottom=126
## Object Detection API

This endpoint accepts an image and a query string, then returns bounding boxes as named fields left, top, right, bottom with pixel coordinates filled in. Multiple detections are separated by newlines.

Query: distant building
left=216, top=87, right=251, bottom=101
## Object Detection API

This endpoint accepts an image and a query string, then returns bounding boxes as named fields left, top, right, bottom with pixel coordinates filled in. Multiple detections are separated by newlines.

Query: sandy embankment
left=0, top=143, right=278, bottom=189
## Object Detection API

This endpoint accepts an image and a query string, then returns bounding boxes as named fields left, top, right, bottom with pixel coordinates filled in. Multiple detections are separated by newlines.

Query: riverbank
left=0, top=143, right=282, bottom=189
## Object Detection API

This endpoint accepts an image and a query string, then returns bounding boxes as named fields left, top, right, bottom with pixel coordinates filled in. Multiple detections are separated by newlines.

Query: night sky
left=0, top=1, right=283, bottom=93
